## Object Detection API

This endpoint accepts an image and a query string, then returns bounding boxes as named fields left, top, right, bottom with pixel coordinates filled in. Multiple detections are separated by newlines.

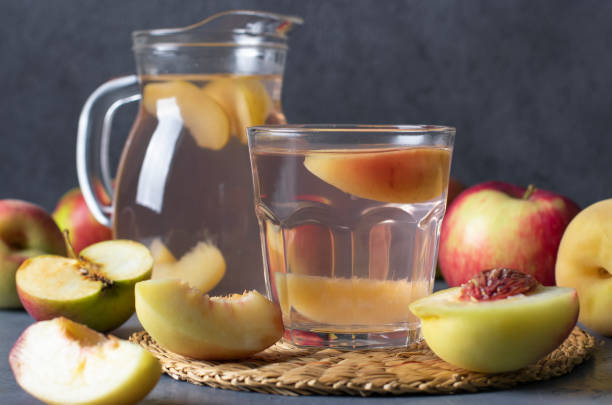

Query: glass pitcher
left=77, top=10, right=302, bottom=294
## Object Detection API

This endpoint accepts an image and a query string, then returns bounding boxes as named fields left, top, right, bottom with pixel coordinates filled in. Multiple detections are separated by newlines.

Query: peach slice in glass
left=151, top=241, right=225, bottom=294
left=275, top=273, right=429, bottom=327
left=202, top=77, right=271, bottom=143
left=135, top=279, right=283, bottom=360
left=303, top=147, right=451, bottom=203
left=142, top=80, right=230, bottom=150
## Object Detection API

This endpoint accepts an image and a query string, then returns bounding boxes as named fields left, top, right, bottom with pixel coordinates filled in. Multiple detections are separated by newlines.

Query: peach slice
left=275, top=273, right=429, bottom=327
left=142, top=80, right=230, bottom=150
left=409, top=277, right=579, bottom=373
left=149, top=238, right=176, bottom=265
left=135, top=279, right=283, bottom=360
left=202, top=77, right=271, bottom=143
left=556, top=199, right=612, bottom=335
left=9, top=317, right=161, bottom=405
left=303, top=147, right=451, bottom=203
left=151, top=241, right=225, bottom=294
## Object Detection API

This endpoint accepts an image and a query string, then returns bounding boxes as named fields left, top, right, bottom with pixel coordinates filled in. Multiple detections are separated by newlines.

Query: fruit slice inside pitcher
left=151, top=240, right=226, bottom=294
left=303, top=147, right=451, bottom=203
left=275, top=273, right=429, bottom=327
left=203, top=77, right=272, bottom=143
left=142, top=80, right=230, bottom=150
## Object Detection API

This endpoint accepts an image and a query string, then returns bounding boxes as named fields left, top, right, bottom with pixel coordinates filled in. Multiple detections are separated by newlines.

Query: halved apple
left=151, top=241, right=225, bottom=293
left=16, top=240, right=153, bottom=332
left=9, top=317, right=161, bottom=405
left=275, top=273, right=429, bottom=327
left=409, top=280, right=579, bottom=373
left=202, top=76, right=271, bottom=143
left=303, top=147, right=451, bottom=203
left=135, top=279, right=283, bottom=360
left=143, top=80, right=230, bottom=150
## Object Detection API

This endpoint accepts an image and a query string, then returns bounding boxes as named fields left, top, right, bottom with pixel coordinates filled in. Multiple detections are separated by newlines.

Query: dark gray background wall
left=1, top=0, right=611, bottom=211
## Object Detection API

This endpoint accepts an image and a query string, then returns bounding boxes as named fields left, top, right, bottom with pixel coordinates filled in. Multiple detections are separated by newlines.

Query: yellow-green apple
left=410, top=268, right=579, bottom=373
left=135, top=279, right=283, bottom=360
left=16, top=239, right=153, bottom=331
left=53, top=187, right=112, bottom=253
left=0, top=199, right=65, bottom=308
left=9, top=317, right=161, bottom=405
left=439, top=181, right=580, bottom=286
left=556, top=199, right=612, bottom=336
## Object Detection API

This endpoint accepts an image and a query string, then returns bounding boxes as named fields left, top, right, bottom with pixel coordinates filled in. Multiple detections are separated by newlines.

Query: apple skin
left=53, top=187, right=112, bottom=253
left=0, top=200, right=65, bottom=308
left=439, top=182, right=580, bottom=286
left=556, top=199, right=612, bottom=336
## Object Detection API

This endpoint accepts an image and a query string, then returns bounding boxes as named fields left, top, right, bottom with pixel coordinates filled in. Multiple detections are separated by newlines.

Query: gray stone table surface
left=2, top=311, right=611, bottom=405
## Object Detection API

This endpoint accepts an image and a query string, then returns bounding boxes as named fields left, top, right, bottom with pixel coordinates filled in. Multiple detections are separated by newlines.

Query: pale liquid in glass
left=252, top=147, right=450, bottom=348
left=113, top=74, right=284, bottom=294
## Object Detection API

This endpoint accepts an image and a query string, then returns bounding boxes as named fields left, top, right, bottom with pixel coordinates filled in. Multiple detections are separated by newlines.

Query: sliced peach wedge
left=142, top=80, right=230, bottom=150
left=135, top=279, right=283, bottom=360
left=9, top=317, right=161, bottom=405
left=304, top=147, right=451, bottom=203
left=409, top=269, right=579, bottom=373
left=202, top=76, right=271, bottom=143
left=151, top=240, right=225, bottom=294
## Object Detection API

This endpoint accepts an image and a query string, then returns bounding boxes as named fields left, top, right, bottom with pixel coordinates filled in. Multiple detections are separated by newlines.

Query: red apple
left=53, top=187, right=112, bottom=253
left=0, top=200, right=66, bottom=308
left=438, top=181, right=580, bottom=286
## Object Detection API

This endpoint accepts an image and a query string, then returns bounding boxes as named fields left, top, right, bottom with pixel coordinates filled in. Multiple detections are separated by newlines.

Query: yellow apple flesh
left=202, top=76, right=271, bottom=143
left=9, top=317, right=161, bottom=405
left=409, top=286, right=578, bottom=373
left=135, top=279, right=283, bottom=360
left=143, top=80, right=230, bottom=150
left=151, top=241, right=225, bottom=293
left=16, top=240, right=153, bottom=332
left=303, top=147, right=451, bottom=203
left=556, top=198, right=612, bottom=336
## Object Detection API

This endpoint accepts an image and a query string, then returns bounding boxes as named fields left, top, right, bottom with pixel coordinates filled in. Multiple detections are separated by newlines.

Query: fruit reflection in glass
left=248, top=125, right=455, bottom=348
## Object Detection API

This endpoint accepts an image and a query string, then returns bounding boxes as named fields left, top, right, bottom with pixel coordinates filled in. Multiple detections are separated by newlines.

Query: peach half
left=556, top=198, right=612, bottom=335
left=142, top=80, right=229, bottom=150
left=151, top=240, right=225, bottom=294
left=202, top=76, right=271, bottom=143
left=135, top=279, right=283, bottom=360
left=303, top=147, right=451, bottom=203
left=275, top=273, right=429, bottom=328
left=9, top=317, right=161, bottom=405
left=409, top=285, right=579, bottom=373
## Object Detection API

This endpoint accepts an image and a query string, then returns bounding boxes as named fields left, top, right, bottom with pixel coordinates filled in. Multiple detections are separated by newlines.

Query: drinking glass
left=248, top=125, right=455, bottom=349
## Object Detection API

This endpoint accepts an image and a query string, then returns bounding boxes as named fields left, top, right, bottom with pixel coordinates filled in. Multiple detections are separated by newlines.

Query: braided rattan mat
left=130, top=327, right=596, bottom=396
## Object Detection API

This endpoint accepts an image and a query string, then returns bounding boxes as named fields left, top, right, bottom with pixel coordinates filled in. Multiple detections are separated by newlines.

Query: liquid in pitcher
left=113, top=74, right=284, bottom=294
left=252, top=146, right=451, bottom=347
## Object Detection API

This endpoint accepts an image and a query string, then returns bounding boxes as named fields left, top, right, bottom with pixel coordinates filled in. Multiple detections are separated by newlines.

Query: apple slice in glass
left=151, top=241, right=225, bottom=294
left=202, top=77, right=272, bottom=143
left=303, top=147, right=451, bottom=203
left=16, top=239, right=153, bottom=332
left=143, top=80, right=230, bottom=150
left=9, top=317, right=161, bottom=405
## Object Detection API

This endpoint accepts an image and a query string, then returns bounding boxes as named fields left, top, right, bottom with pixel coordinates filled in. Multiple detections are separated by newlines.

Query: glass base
left=282, top=326, right=423, bottom=349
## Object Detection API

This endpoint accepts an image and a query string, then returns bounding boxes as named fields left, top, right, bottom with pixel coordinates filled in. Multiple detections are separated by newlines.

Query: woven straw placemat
left=130, top=327, right=596, bottom=396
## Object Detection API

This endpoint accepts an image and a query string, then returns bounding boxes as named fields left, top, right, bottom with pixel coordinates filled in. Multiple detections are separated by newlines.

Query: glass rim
left=248, top=124, right=456, bottom=135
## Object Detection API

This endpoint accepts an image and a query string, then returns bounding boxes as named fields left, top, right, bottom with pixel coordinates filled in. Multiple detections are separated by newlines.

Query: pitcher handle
left=76, top=75, right=141, bottom=227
